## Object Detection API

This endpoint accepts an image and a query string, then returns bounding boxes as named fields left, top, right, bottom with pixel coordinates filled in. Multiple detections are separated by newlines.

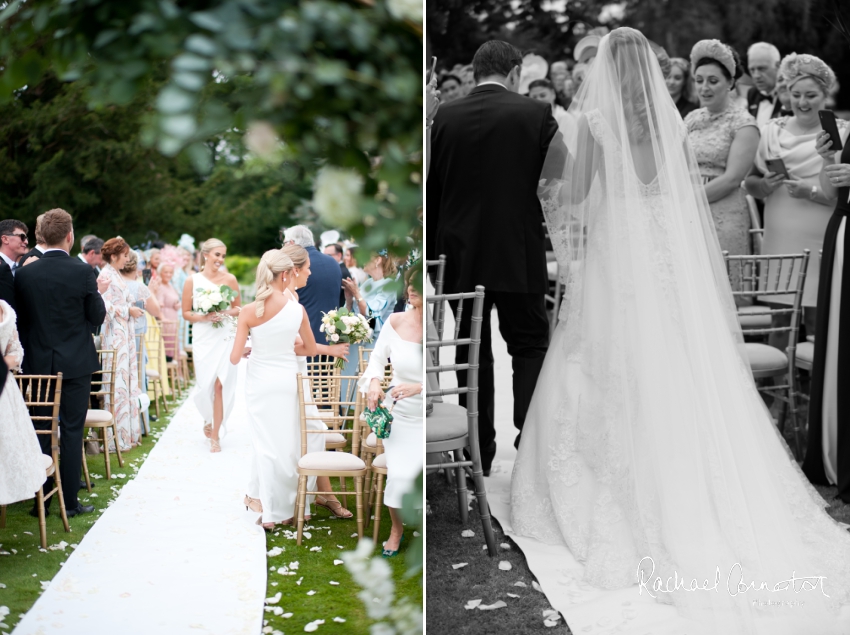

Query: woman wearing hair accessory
left=281, top=243, right=353, bottom=520
left=98, top=236, right=144, bottom=450
left=685, top=39, right=760, bottom=289
left=230, top=250, right=317, bottom=529
left=181, top=238, right=241, bottom=452
left=804, top=59, right=850, bottom=504
left=745, top=53, right=842, bottom=351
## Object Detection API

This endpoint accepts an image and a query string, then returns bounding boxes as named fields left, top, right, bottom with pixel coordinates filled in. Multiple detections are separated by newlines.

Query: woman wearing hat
left=745, top=53, right=842, bottom=351
left=684, top=40, right=760, bottom=292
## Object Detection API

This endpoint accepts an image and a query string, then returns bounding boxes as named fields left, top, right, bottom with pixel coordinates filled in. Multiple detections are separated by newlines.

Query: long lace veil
left=517, top=26, right=850, bottom=634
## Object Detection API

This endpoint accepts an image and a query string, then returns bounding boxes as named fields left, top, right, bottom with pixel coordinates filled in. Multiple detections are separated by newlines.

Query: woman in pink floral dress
left=98, top=237, right=144, bottom=451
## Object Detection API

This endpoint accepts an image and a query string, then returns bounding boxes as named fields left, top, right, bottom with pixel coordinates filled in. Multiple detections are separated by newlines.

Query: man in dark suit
left=427, top=40, right=564, bottom=474
left=746, top=42, right=783, bottom=127
left=15, top=209, right=107, bottom=518
left=0, top=260, right=13, bottom=309
left=283, top=225, right=342, bottom=342
left=323, top=242, right=352, bottom=307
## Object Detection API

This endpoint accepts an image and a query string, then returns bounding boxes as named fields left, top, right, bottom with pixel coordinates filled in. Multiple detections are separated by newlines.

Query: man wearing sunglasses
left=0, top=219, right=28, bottom=308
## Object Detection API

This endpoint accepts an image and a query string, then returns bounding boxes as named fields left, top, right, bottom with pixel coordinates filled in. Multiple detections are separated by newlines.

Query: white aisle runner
left=14, top=363, right=267, bottom=635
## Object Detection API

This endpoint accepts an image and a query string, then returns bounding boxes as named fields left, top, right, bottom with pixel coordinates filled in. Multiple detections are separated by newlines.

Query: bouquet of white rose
left=320, top=307, right=373, bottom=368
left=194, top=284, right=239, bottom=329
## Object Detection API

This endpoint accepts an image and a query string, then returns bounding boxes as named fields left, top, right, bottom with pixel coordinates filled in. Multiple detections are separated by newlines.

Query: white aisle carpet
left=14, top=362, right=267, bottom=635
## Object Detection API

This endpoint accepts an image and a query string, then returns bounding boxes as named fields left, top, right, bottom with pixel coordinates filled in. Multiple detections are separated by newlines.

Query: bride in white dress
left=510, top=28, right=850, bottom=634
left=230, top=250, right=317, bottom=528
left=181, top=238, right=241, bottom=452
left=0, top=299, right=47, bottom=505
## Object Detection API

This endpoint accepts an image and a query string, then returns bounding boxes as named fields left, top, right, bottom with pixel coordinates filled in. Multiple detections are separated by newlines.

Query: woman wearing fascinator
left=510, top=26, right=850, bottom=634
left=684, top=39, right=760, bottom=293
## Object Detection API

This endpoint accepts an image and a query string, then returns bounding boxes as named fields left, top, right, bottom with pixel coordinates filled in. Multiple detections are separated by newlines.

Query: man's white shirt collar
left=0, top=252, right=15, bottom=268
left=477, top=81, right=507, bottom=89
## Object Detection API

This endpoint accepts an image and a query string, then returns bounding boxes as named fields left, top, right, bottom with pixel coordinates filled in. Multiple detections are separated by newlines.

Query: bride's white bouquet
left=320, top=307, right=373, bottom=368
left=194, top=285, right=238, bottom=329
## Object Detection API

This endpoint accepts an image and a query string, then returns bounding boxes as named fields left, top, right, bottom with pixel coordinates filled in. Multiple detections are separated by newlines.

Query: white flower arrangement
left=343, top=539, right=423, bottom=635
left=320, top=307, right=373, bottom=368
left=312, top=166, right=364, bottom=229
left=193, top=284, right=238, bottom=330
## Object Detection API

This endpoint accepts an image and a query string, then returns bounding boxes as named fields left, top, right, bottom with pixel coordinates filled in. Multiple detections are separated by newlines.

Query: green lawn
left=0, top=389, right=423, bottom=633
left=260, top=491, right=422, bottom=634
left=0, top=392, right=181, bottom=630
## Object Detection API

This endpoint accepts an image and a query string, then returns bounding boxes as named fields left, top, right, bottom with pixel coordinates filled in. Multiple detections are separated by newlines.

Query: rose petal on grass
left=461, top=529, right=475, bottom=538
left=452, top=562, right=469, bottom=570
left=329, top=581, right=339, bottom=586
left=500, top=543, right=511, bottom=550
left=307, top=590, right=316, bottom=595
left=498, top=561, right=512, bottom=571
left=513, top=581, right=528, bottom=587
left=333, top=617, right=345, bottom=623
left=282, top=613, right=293, bottom=619
left=333, top=560, right=344, bottom=566
left=543, top=609, right=559, bottom=619
left=304, top=619, right=325, bottom=631
left=464, top=599, right=482, bottom=610
left=544, top=619, right=559, bottom=627
left=265, top=592, right=282, bottom=605
left=532, top=581, right=543, bottom=592
left=478, top=601, right=507, bottom=611
left=296, top=577, right=304, bottom=586
left=309, top=546, right=321, bottom=552
left=507, top=593, right=520, bottom=598
left=302, top=532, right=311, bottom=539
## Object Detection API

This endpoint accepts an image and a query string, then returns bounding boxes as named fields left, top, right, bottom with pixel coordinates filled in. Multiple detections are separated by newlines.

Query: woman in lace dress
left=511, top=29, right=850, bottom=634
left=98, top=237, right=143, bottom=451
left=0, top=299, right=47, bottom=505
left=745, top=54, right=843, bottom=350
left=684, top=41, right=759, bottom=283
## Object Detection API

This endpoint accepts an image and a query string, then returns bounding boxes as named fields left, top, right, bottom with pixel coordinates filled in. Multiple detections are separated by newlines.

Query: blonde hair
left=254, top=249, right=293, bottom=317
left=200, top=238, right=226, bottom=271
left=281, top=244, right=309, bottom=270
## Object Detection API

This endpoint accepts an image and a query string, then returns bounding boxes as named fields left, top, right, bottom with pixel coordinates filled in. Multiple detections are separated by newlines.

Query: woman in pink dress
left=150, top=263, right=181, bottom=360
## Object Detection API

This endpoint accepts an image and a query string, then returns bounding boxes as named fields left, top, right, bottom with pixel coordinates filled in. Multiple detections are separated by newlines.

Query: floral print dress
left=100, top=264, right=141, bottom=450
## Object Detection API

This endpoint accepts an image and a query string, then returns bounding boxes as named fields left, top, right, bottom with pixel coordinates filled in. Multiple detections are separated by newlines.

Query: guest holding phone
left=744, top=53, right=841, bottom=351
left=803, top=95, right=850, bottom=503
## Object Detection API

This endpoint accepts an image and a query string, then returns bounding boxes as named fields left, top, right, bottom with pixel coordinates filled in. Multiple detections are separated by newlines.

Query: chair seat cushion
left=372, top=453, right=387, bottom=469
left=146, top=369, right=161, bottom=379
left=42, top=454, right=55, bottom=476
left=167, top=360, right=179, bottom=368
left=364, top=432, right=377, bottom=448
left=85, top=409, right=113, bottom=425
left=325, top=432, right=347, bottom=446
left=426, top=402, right=469, bottom=443
left=738, top=305, right=772, bottom=330
left=179, top=350, right=188, bottom=359
left=745, top=343, right=788, bottom=374
left=298, top=451, right=366, bottom=471
left=796, top=341, right=814, bottom=366
left=184, top=345, right=193, bottom=353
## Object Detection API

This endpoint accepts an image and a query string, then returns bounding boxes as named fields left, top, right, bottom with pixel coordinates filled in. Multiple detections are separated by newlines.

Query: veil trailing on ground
left=512, top=27, right=850, bottom=634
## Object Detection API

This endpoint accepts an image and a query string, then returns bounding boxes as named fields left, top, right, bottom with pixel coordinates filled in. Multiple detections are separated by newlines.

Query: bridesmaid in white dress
left=181, top=238, right=241, bottom=452
left=362, top=268, right=423, bottom=557
left=281, top=244, right=353, bottom=519
left=230, top=250, right=316, bottom=529
left=0, top=299, right=48, bottom=505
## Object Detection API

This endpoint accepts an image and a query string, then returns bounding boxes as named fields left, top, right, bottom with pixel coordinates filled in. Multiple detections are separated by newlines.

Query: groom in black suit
left=15, top=209, right=107, bottom=517
left=427, top=40, right=564, bottom=474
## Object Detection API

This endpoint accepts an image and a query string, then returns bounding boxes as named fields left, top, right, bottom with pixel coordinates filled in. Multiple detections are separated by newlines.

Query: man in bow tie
left=746, top=42, right=783, bottom=127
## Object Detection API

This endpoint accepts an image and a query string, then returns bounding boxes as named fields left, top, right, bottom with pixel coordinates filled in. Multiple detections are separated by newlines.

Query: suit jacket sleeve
left=425, top=120, right=442, bottom=260
left=84, top=267, right=107, bottom=328
left=0, top=262, right=13, bottom=310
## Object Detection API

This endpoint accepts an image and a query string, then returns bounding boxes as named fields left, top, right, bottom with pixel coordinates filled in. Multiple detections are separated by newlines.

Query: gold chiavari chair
left=367, top=438, right=388, bottom=543
left=305, top=357, right=349, bottom=504
left=146, top=320, right=169, bottom=416
left=294, top=374, right=367, bottom=546
left=724, top=250, right=810, bottom=459
left=357, top=349, right=392, bottom=501
left=4, top=374, right=70, bottom=548
left=160, top=319, right=183, bottom=399
left=180, top=318, right=193, bottom=380
left=82, top=349, right=124, bottom=481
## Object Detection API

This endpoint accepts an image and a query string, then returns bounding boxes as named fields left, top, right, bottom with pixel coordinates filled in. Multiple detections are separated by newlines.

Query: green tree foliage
left=428, top=0, right=850, bottom=109
left=0, top=0, right=422, bottom=255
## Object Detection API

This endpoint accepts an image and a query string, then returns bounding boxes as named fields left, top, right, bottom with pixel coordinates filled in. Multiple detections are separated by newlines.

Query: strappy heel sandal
left=315, top=496, right=353, bottom=519
left=203, top=423, right=212, bottom=438
left=244, top=495, right=263, bottom=513
left=210, top=438, right=221, bottom=453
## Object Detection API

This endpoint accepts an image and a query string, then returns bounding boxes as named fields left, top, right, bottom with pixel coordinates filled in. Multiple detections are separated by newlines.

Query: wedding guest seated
left=99, top=237, right=143, bottom=451
left=361, top=266, right=423, bottom=557
left=437, top=74, right=462, bottom=104
left=0, top=297, right=47, bottom=507
left=745, top=53, right=842, bottom=350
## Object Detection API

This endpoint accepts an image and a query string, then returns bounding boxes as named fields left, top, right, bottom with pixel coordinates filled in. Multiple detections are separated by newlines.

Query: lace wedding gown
left=510, top=28, right=850, bottom=635
left=0, top=300, right=47, bottom=505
